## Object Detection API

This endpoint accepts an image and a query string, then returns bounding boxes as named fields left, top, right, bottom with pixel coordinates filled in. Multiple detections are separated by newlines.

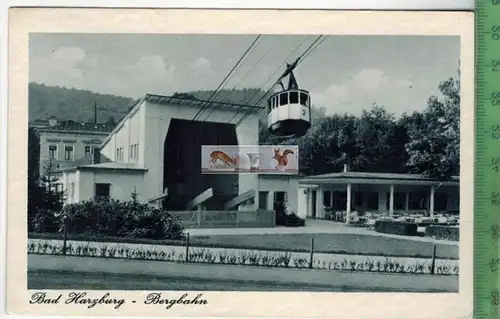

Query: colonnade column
left=389, top=184, right=394, bottom=217
left=429, top=186, right=435, bottom=217
left=346, top=183, right=352, bottom=224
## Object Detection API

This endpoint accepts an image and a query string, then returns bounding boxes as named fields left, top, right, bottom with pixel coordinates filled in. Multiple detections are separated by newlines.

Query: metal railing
left=169, top=210, right=276, bottom=228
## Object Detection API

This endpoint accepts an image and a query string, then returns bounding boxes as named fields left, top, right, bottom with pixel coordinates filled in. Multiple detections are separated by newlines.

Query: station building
left=57, top=94, right=299, bottom=215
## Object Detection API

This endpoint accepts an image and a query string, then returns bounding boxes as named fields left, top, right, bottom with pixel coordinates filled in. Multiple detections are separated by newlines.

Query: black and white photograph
left=6, top=8, right=474, bottom=319
left=26, top=31, right=461, bottom=292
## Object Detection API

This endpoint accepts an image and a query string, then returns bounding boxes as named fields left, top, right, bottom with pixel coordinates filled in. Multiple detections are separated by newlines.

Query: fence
left=29, top=234, right=450, bottom=276
left=169, top=209, right=276, bottom=228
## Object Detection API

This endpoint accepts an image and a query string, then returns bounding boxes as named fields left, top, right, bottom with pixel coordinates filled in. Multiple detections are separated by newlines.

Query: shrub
left=285, top=213, right=305, bottom=227
left=425, top=225, right=459, bottom=241
left=374, top=220, right=418, bottom=236
left=31, top=208, right=61, bottom=233
left=61, top=198, right=185, bottom=240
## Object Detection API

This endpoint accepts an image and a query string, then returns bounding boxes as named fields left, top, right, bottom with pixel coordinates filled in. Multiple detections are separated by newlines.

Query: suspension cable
left=200, top=38, right=275, bottom=122
left=192, top=34, right=262, bottom=121
left=225, top=35, right=312, bottom=125
left=234, top=35, right=325, bottom=127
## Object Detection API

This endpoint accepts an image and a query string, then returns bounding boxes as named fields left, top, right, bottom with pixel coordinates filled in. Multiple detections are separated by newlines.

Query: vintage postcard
left=7, top=8, right=473, bottom=319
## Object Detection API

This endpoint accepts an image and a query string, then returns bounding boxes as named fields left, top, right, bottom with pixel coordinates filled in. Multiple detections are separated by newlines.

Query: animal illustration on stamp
left=272, top=148, right=294, bottom=170
left=209, top=150, right=239, bottom=169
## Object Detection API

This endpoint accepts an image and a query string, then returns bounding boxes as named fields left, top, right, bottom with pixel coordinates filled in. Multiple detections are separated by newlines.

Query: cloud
left=311, top=68, right=413, bottom=116
left=31, top=50, right=177, bottom=98
left=127, top=54, right=175, bottom=81
left=31, top=46, right=87, bottom=87
left=189, top=57, right=211, bottom=71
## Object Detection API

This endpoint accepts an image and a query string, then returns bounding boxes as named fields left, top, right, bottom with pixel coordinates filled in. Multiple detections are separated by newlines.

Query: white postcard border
left=6, top=8, right=474, bottom=318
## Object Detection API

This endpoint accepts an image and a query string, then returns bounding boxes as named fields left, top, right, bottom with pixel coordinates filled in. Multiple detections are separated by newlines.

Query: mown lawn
left=28, top=269, right=455, bottom=292
left=27, top=270, right=345, bottom=291
left=29, top=232, right=458, bottom=259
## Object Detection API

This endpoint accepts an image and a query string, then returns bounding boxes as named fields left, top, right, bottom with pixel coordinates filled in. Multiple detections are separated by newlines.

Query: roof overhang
left=56, top=166, right=148, bottom=174
left=299, top=177, right=459, bottom=187
left=144, top=94, right=265, bottom=113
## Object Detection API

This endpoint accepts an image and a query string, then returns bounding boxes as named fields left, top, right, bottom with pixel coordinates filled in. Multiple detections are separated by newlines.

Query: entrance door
left=311, top=190, right=317, bottom=218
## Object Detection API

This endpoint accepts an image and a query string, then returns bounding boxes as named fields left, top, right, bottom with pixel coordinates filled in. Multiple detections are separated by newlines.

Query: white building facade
left=59, top=94, right=300, bottom=215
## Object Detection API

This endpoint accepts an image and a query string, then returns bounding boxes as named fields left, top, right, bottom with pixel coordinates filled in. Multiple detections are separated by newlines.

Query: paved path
left=187, top=219, right=459, bottom=246
left=28, top=254, right=458, bottom=292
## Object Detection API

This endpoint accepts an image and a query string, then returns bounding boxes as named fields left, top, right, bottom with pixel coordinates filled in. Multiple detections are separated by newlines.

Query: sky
left=29, top=34, right=460, bottom=117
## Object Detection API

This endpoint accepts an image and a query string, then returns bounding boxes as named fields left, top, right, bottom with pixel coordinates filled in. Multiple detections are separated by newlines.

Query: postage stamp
left=6, top=7, right=473, bottom=318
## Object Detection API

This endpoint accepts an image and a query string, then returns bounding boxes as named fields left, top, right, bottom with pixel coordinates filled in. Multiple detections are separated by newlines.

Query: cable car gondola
left=267, top=58, right=311, bottom=138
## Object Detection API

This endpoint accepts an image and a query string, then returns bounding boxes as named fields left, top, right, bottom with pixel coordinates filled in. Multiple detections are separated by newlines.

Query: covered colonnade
left=298, top=171, right=460, bottom=224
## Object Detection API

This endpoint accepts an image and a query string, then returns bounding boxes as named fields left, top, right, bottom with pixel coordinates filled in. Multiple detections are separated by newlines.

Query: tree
left=28, top=128, right=41, bottom=227
left=353, top=105, right=406, bottom=173
left=172, top=92, right=198, bottom=100
left=405, top=73, right=460, bottom=178
left=105, top=116, right=117, bottom=127
left=39, top=159, right=66, bottom=211
left=29, top=159, right=66, bottom=232
left=293, top=114, right=358, bottom=175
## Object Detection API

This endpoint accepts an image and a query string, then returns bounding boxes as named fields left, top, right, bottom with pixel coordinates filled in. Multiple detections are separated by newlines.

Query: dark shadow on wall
left=163, top=119, right=239, bottom=210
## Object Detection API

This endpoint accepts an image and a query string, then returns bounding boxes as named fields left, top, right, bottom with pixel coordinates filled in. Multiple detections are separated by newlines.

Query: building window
left=386, top=192, right=406, bottom=210
left=259, top=191, right=268, bottom=209
left=394, top=192, right=406, bottom=210
left=435, top=193, right=447, bottom=211
left=52, top=183, right=63, bottom=193
left=130, top=144, right=137, bottom=161
left=85, top=146, right=94, bottom=157
left=129, top=143, right=139, bottom=161
left=274, top=191, right=286, bottom=203
left=48, top=145, right=57, bottom=160
left=323, top=191, right=331, bottom=207
left=409, top=192, right=427, bottom=210
left=64, top=146, right=74, bottom=161
left=366, top=192, right=378, bottom=210
left=354, top=191, right=363, bottom=208
left=95, top=183, right=111, bottom=200
left=116, top=147, right=125, bottom=161
left=332, top=191, right=346, bottom=210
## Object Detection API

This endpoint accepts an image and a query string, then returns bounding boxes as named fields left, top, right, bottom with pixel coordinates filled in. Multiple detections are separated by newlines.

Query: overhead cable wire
left=225, top=35, right=312, bottom=125
left=192, top=34, right=262, bottom=121
left=234, top=35, right=325, bottom=127
left=200, top=37, right=275, bottom=122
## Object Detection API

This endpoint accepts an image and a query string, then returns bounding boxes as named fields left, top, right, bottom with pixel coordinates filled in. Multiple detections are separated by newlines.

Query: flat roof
left=101, top=93, right=265, bottom=149
left=56, top=162, right=148, bottom=173
left=144, top=93, right=265, bottom=113
left=300, top=172, right=459, bottom=186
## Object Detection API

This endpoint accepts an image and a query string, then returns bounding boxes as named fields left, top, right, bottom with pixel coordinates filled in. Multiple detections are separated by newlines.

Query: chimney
left=93, top=147, right=101, bottom=164
left=343, top=164, right=349, bottom=172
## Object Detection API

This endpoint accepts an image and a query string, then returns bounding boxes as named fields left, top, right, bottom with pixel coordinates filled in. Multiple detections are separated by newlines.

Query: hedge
left=285, top=214, right=306, bottom=227
left=425, top=225, right=459, bottom=241
left=31, top=198, right=185, bottom=240
left=374, top=220, right=419, bottom=236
